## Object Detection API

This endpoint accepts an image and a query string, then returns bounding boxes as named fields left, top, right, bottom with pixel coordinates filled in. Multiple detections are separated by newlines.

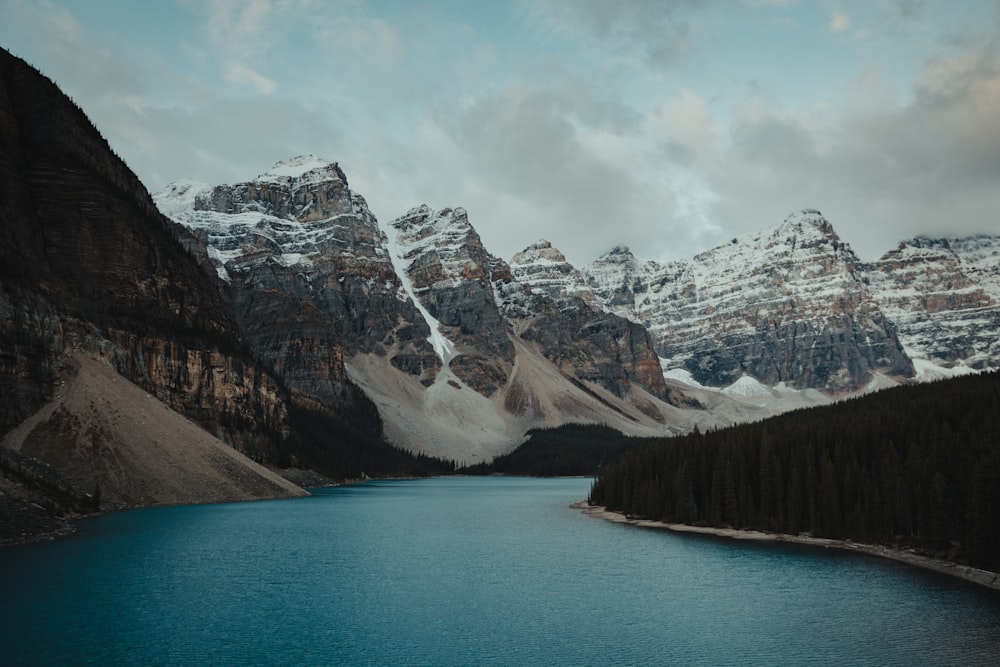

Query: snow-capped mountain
left=388, top=205, right=515, bottom=396
left=508, top=240, right=597, bottom=305
left=156, top=158, right=1000, bottom=460
left=867, top=235, right=1000, bottom=379
left=583, top=210, right=914, bottom=392
left=157, top=160, right=695, bottom=460
left=156, top=155, right=442, bottom=403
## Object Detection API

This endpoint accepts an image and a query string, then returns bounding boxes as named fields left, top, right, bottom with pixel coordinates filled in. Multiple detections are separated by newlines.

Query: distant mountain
left=158, top=156, right=1000, bottom=460
left=160, top=171, right=696, bottom=462
left=867, top=235, right=1000, bottom=379
left=581, top=211, right=999, bottom=392
left=582, top=210, right=916, bottom=392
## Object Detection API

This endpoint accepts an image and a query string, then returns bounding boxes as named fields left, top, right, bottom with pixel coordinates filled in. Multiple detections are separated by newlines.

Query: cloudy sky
left=2, top=1, right=999, bottom=266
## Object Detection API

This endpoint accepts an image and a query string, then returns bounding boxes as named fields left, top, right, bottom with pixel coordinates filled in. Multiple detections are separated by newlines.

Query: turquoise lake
left=1, top=476, right=999, bottom=665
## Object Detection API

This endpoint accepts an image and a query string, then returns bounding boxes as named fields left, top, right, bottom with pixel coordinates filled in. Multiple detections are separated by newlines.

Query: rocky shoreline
left=573, top=502, right=1000, bottom=592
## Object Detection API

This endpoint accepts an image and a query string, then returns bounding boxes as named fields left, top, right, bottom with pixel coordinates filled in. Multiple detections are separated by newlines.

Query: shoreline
left=572, top=501, right=1000, bottom=593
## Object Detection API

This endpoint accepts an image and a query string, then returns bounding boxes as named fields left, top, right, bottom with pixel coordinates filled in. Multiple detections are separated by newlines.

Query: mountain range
left=155, top=155, right=1000, bottom=462
left=1, top=47, right=998, bottom=540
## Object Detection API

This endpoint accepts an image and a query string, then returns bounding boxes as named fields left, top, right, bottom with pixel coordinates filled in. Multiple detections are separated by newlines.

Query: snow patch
left=383, top=218, right=458, bottom=370
left=722, top=375, right=774, bottom=398
left=153, top=180, right=210, bottom=218
left=258, top=154, right=332, bottom=180
left=662, top=367, right=710, bottom=390
left=910, top=357, right=981, bottom=381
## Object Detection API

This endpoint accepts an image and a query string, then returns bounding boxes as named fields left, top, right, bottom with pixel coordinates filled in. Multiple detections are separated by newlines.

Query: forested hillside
left=589, top=371, right=1000, bottom=571
left=460, top=424, right=637, bottom=477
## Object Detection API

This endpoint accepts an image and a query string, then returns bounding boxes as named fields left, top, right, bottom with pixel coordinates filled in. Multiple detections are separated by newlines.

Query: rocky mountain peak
left=158, top=158, right=439, bottom=392
left=509, top=240, right=594, bottom=304
left=389, top=204, right=506, bottom=289
left=190, top=154, right=354, bottom=224
left=867, top=233, right=1000, bottom=376
left=605, top=245, right=637, bottom=259
left=387, top=204, right=515, bottom=396
left=255, top=154, right=347, bottom=187
left=511, top=239, right=566, bottom=264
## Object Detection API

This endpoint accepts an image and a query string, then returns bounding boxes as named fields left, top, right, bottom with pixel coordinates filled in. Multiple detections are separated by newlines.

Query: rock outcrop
left=506, top=240, right=671, bottom=405
left=0, top=48, right=284, bottom=453
left=388, top=205, right=515, bottom=396
left=156, top=157, right=442, bottom=399
left=0, top=47, right=309, bottom=540
left=583, top=211, right=915, bottom=392
left=867, top=235, right=1000, bottom=376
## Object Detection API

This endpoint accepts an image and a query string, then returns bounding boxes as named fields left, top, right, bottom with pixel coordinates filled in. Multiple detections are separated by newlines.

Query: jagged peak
left=255, top=155, right=347, bottom=187
left=592, top=245, right=638, bottom=265
left=777, top=208, right=835, bottom=236
left=393, top=203, right=433, bottom=226
left=879, top=233, right=1000, bottom=264
left=510, top=240, right=571, bottom=266
left=881, top=236, right=956, bottom=260
left=391, top=204, right=471, bottom=231
left=152, top=179, right=211, bottom=217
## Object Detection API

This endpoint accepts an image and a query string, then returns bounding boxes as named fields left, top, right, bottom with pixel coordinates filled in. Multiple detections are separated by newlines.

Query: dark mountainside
left=588, top=370, right=1000, bottom=572
left=459, top=423, right=640, bottom=477
left=0, top=49, right=447, bottom=545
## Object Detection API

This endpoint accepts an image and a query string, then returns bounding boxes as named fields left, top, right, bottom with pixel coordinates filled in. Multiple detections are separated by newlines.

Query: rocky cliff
left=583, top=210, right=915, bottom=392
left=162, top=180, right=692, bottom=460
left=505, top=240, right=672, bottom=406
left=867, top=235, right=1000, bottom=377
left=388, top=205, right=515, bottom=396
left=156, top=157, right=441, bottom=399
left=0, top=48, right=314, bottom=541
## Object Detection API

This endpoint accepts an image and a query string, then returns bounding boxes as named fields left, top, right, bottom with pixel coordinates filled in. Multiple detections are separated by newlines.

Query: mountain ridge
left=157, top=155, right=999, bottom=463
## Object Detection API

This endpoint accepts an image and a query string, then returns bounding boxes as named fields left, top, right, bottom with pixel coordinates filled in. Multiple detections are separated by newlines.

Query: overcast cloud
left=1, top=0, right=998, bottom=266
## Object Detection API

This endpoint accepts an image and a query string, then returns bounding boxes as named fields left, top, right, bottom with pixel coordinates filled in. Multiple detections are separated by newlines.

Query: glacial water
left=1, top=476, right=999, bottom=666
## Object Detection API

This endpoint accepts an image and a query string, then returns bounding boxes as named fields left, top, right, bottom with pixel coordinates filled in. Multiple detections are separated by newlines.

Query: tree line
left=459, top=424, right=642, bottom=477
left=589, top=371, right=1000, bottom=572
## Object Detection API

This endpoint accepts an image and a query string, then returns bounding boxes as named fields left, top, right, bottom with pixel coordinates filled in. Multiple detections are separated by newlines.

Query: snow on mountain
left=722, top=374, right=774, bottom=398
left=153, top=179, right=211, bottom=218
left=508, top=240, right=598, bottom=305
left=867, top=234, right=1000, bottom=378
left=255, top=154, right=335, bottom=185
left=583, top=210, right=914, bottom=392
left=153, top=155, right=386, bottom=282
left=153, top=154, right=1000, bottom=461
left=384, top=206, right=461, bottom=368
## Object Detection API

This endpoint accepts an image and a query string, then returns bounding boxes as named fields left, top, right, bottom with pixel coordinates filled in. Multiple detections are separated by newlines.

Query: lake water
left=1, top=476, right=999, bottom=665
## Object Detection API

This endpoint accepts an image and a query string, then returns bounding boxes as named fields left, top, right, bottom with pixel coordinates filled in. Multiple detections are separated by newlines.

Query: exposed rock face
left=156, top=157, right=441, bottom=400
left=506, top=240, right=671, bottom=404
left=388, top=205, right=515, bottom=396
left=867, top=235, right=1000, bottom=374
left=0, top=48, right=282, bottom=452
left=0, top=48, right=308, bottom=537
left=583, top=211, right=914, bottom=391
left=163, top=187, right=687, bottom=459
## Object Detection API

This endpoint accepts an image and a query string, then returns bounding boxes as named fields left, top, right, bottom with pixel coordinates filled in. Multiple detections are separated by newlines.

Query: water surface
left=1, top=476, right=998, bottom=665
